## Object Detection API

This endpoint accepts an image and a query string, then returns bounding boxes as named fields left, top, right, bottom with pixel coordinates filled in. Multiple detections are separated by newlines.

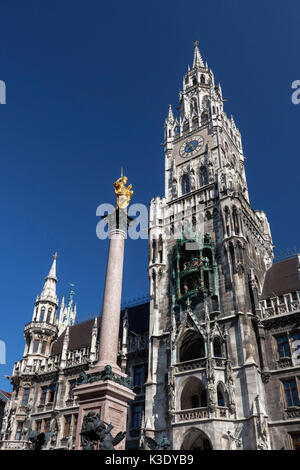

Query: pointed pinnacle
left=167, top=104, right=174, bottom=122
left=192, top=40, right=204, bottom=68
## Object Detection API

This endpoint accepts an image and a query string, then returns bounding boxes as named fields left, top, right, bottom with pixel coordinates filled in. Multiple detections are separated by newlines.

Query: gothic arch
left=180, top=377, right=207, bottom=410
left=181, top=174, right=190, bottom=195
left=216, top=381, right=228, bottom=407
left=199, top=166, right=208, bottom=187
left=178, top=329, right=205, bottom=363
left=180, top=427, right=213, bottom=450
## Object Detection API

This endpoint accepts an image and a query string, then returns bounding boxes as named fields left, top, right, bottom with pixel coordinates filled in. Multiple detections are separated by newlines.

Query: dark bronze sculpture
left=77, top=365, right=132, bottom=389
left=28, top=429, right=53, bottom=450
left=80, top=411, right=126, bottom=450
left=144, top=436, right=171, bottom=450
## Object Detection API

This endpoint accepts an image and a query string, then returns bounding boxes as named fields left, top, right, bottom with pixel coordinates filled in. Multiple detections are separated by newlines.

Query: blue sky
left=0, top=0, right=299, bottom=391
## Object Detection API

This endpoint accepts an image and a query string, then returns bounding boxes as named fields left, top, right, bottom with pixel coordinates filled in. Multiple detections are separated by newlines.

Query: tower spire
left=192, top=40, right=204, bottom=68
left=166, top=104, right=174, bottom=123
left=39, top=253, right=58, bottom=304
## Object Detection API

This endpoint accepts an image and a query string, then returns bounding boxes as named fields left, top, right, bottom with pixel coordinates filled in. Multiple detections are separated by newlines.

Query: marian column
left=96, top=175, right=133, bottom=372
left=74, top=174, right=135, bottom=450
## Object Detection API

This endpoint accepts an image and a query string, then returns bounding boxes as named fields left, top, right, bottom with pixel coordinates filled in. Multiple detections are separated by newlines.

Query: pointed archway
left=180, top=428, right=213, bottom=450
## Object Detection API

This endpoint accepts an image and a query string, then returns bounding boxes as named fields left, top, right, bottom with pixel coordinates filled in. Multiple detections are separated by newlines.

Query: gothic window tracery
left=181, top=174, right=190, bottom=195
left=199, top=166, right=208, bottom=187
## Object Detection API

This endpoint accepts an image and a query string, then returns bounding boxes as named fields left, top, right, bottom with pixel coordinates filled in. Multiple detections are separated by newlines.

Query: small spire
left=192, top=40, right=204, bottom=68
left=167, top=104, right=174, bottom=122
left=47, top=252, right=58, bottom=281
left=39, top=253, right=58, bottom=304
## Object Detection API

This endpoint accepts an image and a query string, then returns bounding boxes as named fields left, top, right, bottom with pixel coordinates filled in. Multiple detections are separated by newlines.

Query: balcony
left=0, top=440, right=31, bottom=450
left=284, top=407, right=300, bottom=420
left=174, top=406, right=229, bottom=423
left=24, top=321, right=57, bottom=336
left=174, top=358, right=207, bottom=374
left=276, top=357, right=294, bottom=369
left=260, top=299, right=300, bottom=320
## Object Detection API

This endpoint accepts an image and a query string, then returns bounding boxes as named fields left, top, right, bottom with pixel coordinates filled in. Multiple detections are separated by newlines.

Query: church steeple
left=38, top=253, right=58, bottom=306
left=192, top=40, right=204, bottom=68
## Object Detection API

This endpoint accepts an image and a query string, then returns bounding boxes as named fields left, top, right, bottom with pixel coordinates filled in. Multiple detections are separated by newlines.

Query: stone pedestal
left=74, top=202, right=135, bottom=450
left=74, top=379, right=135, bottom=450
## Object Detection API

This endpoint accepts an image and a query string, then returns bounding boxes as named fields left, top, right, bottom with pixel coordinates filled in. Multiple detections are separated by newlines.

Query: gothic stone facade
left=1, top=44, right=300, bottom=451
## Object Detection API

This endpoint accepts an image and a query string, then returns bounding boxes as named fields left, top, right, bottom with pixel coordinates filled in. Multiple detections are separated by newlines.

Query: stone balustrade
left=260, top=295, right=300, bottom=320
left=0, top=440, right=31, bottom=450
left=175, top=407, right=209, bottom=423
left=174, top=358, right=207, bottom=373
left=174, top=405, right=229, bottom=423
left=284, top=408, right=300, bottom=420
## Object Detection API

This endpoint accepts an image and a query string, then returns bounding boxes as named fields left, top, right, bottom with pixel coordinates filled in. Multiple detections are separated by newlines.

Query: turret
left=23, top=254, right=59, bottom=363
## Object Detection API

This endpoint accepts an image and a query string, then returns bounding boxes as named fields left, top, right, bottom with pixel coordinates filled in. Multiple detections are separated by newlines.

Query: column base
left=74, top=379, right=135, bottom=450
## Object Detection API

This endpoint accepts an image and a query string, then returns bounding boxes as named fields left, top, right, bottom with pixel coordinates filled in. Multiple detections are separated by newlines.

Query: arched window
left=180, top=331, right=205, bottom=362
left=192, top=77, right=197, bottom=86
left=41, top=308, right=46, bottom=322
left=46, top=309, right=52, bottom=323
left=201, top=111, right=208, bottom=124
left=183, top=120, right=189, bottom=132
left=199, top=167, right=208, bottom=187
left=181, top=378, right=207, bottom=410
left=152, top=239, right=156, bottom=264
left=191, top=98, right=198, bottom=115
left=224, top=207, right=230, bottom=236
left=232, top=207, right=239, bottom=235
left=152, top=271, right=157, bottom=309
left=200, top=74, right=205, bottom=84
left=192, top=116, right=198, bottom=129
left=229, top=242, right=236, bottom=273
left=213, top=338, right=222, bottom=358
left=217, top=386, right=225, bottom=407
left=158, top=235, right=163, bottom=264
left=181, top=174, right=190, bottom=195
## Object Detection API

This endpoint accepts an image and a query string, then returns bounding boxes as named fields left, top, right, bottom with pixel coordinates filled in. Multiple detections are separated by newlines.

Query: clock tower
left=145, top=42, right=274, bottom=450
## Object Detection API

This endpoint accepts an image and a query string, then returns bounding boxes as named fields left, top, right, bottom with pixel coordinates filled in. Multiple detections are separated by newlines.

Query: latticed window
left=35, top=420, right=42, bottom=433
left=49, top=383, right=56, bottom=403
left=283, top=379, right=299, bottom=407
left=22, top=388, right=30, bottom=406
left=43, top=418, right=51, bottom=433
left=40, top=386, right=47, bottom=404
left=133, top=366, right=143, bottom=387
left=15, top=422, right=23, bottom=441
left=276, top=335, right=291, bottom=358
left=132, top=404, right=143, bottom=428
left=181, top=174, right=190, bottom=195
left=199, top=167, right=208, bottom=187
left=63, top=415, right=72, bottom=438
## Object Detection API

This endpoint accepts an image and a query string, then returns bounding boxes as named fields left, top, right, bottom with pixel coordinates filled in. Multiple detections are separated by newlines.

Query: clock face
left=180, top=136, right=204, bottom=157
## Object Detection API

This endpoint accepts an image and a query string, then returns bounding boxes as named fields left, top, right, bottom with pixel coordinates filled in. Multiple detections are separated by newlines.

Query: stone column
left=96, top=228, right=126, bottom=373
